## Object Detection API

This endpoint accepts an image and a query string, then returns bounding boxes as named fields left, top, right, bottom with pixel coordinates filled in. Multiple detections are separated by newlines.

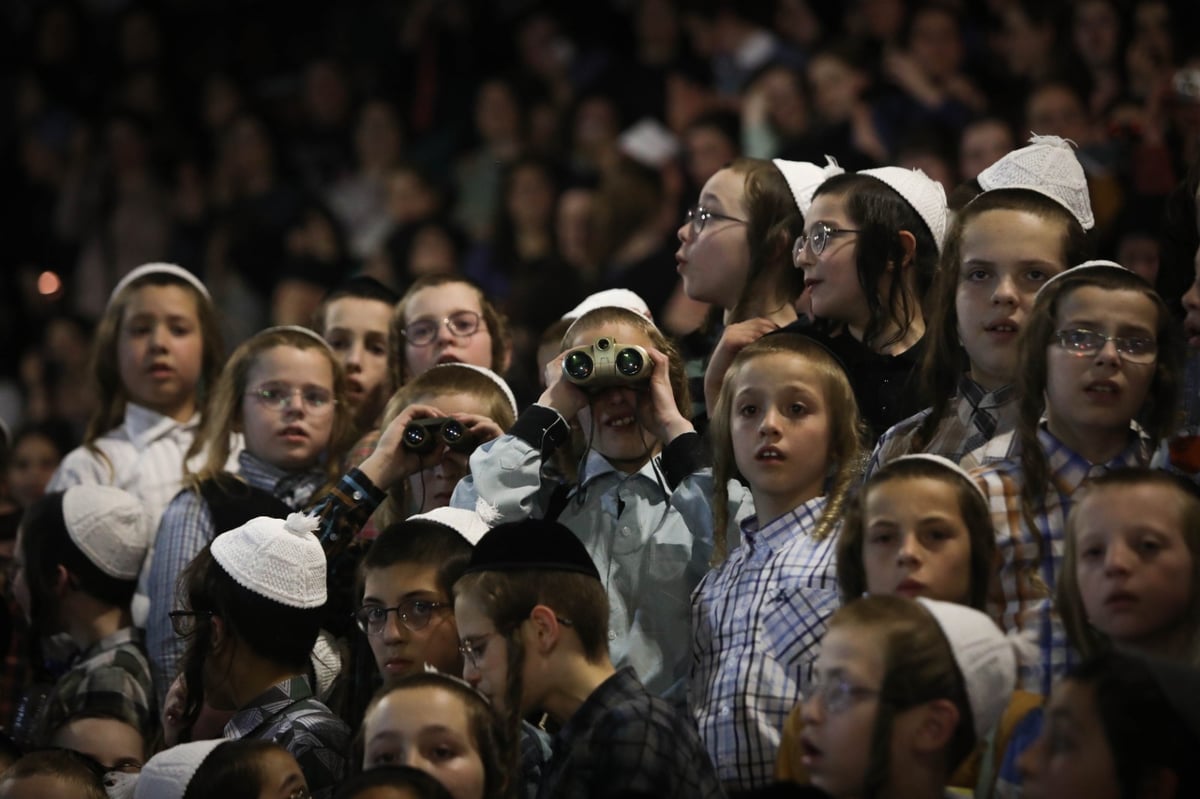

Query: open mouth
left=436, top=354, right=462, bottom=365
left=280, top=426, right=309, bottom=440
left=755, top=446, right=785, bottom=461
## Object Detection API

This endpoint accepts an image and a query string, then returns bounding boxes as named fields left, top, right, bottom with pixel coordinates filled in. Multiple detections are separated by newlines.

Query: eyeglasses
left=353, top=598, right=449, bottom=636
left=403, top=311, right=483, bottom=346
left=685, top=205, right=748, bottom=236
left=808, top=674, right=881, bottom=715
left=168, top=609, right=214, bottom=637
left=246, top=383, right=337, bottom=413
left=1054, top=328, right=1157, bottom=363
left=793, top=221, right=861, bottom=262
left=459, top=631, right=500, bottom=670
left=286, top=787, right=311, bottom=799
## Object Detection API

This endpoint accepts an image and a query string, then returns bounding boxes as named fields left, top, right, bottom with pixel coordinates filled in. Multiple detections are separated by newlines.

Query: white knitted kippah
left=211, top=512, right=327, bottom=608
left=1035, top=258, right=1130, bottom=299
left=432, top=363, right=519, bottom=417
left=263, top=324, right=337, bottom=354
left=62, top=485, right=152, bottom=580
left=408, top=506, right=491, bottom=545
left=773, top=156, right=844, bottom=216
left=109, top=262, right=211, bottom=305
left=916, top=598, right=1020, bottom=740
left=133, top=739, right=225, bottom=799
left=890, top=454, right=987, bottom=501
left=562, top=289, right=653, bottom=322
left=977, top=134, right=1095, bottom=230
left=858, top=166, right=949, bottom=252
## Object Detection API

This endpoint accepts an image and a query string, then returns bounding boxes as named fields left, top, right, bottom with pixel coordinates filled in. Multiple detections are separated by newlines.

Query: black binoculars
left=561, top=337, right=653, bottom=390
left=402, top=417, right=477, bottom=455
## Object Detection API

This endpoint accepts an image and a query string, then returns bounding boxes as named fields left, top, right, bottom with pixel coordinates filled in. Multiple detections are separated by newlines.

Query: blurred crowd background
left=4, top=0, right=1200, bottom=448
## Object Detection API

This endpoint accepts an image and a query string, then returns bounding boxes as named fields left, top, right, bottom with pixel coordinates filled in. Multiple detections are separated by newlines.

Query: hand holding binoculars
left=402, top=417, right=477, bottom=455
left=561, top=337, right=653, bottom=390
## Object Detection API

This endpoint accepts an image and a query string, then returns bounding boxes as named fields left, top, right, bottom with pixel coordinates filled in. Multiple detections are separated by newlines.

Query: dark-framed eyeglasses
left=685, top=205, right=748, bottom=236
left=402, top=311, right=483, bottom=346
left=793, top=221, right=861, bottom=262
left=353, top=598, right=450, bottom=636
left=1053, top=328, right=1157, bottom=363
left=169, top=609, right=214, bottom=637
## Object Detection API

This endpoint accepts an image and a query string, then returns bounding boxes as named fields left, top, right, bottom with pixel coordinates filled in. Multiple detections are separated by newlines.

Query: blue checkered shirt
left=689, top=496, right=840, bottom=790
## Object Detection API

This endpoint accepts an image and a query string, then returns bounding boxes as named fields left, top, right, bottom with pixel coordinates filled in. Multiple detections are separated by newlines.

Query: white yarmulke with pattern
left=916, top=598, right=1024, bottom=740
left=1035, top=258, right=1130, bottom=299
left=562, top=289, right=653, bottom=322
left=773, top=156, right=844, bottom=216
left=211, top=512, right=327, bottom=608
left=977, top=134, right=1095, bottom=230
left=858, top=166, right=949, bottom=252
left=133, top=739, right=225, bottom=799
left=109, top=262, right=211, bottom=305
left=62, top=485, right=152, bottom=580
left=433, top=363, right=519, bottom=417
left=890, top=454, right=987, bottom=500
left=408, top=506, right=492, bottom=545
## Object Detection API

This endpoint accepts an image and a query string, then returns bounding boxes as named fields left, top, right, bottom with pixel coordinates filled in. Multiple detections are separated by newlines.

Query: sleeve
left=74, top=664, right=155, bottom=735
left=47, top=445, right=111, bottom=491
left=665, top=433, right=754, bottom=562
left=145, top=490, right=213, bottom=706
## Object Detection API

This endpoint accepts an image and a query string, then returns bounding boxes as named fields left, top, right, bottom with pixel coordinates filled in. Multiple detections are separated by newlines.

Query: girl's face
left=801, top=623, right=884, bottom=797
left=117, top=284, right=204, bottom=421
left=7, top=433, right=61, bottom=509
left=1044, top=286, right=1158, bottom=451
left=406, top=392, right=494, bottom=513
left=241, top=345, right=337, bottom=471
left=570, top=322, right=661, bottom=468
left=1018, top=680, right=1121, bottom=799
left=323, top=297, right=393, bottom=427
left=798, top=193, right=871, bottom=334
left=403, top=284, right=495, bottom=380
left=729, top=352, right=832, bottom=523
left=454, top=592, right=510, bottom=713
left=955, top=209, right=1064, bottom=390
left=256, top=747, right=309, bottom=799
left=675, top=167, right=750, bottom=309
left=362, top=687, right=487, bottom=799
left=863, top=476, right=973, bottom=604
left=362, top=562, right=459, bottom=679
left=1073, top=484, right=1193, bottom=651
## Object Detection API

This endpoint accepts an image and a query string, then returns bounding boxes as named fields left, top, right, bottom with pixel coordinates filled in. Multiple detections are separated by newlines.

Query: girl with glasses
left=146, top=326, right=354, bottom=704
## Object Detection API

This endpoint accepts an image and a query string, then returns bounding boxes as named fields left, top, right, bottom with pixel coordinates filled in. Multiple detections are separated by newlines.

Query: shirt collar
left=957, top=375, right=1016, bottom=411
left=124, top=403, right=199, bottom=450
left=550, top=667, right=641, bottom=757
left=237, top=449, right=294, bottom=490
left=79, top=627, right=140, bottom=662
left=1038, top=423, right=1149, bottom=495
left=225, top=675, right=314, bottom=739
left=740, top=494, right=828, bottom=553
left=577, top=449, right=664, bottom=493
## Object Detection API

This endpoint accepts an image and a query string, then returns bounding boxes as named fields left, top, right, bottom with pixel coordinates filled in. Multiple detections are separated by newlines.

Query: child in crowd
left=1058, top=468, right=1200, bottom=665
left=315, top=275, right=400, bottom=435
left=795, top=166, right=947, bottom=441
left=48, top=263, right=226, bottom=627
left=13, top=485, right=155, bottom=746
left=452, top=305, right=710, bottom=699
left=869, top=136, right=1093, bottom=473
left=5, top=420, right=75, bottom=510
left=147, top=325, right=353, bottom=702
left=968, top=261, right=1182, bottom=694
left=0, top=749, right=107, bottom=799
left=175, top=513, right=350, bottom=798
left=692, top=332, right=863, bottom=791
left=453, top=518, right=724, bottom=798
left=374, top=364, right=516, bottom=524
left=360, top=671, right=509, bottom=799
left=49, top=709, right=147, bottom=776
left=336, top=767, right=456, bottom=799
left=131, top=738, right=308, bottom=799
left=796, top=596, right=1019, bottom=799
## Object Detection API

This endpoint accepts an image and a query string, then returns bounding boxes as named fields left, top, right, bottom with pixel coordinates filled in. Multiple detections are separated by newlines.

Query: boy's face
left=322, top=297, right=393, bottom=428
left=454, top=592, right=511, bottom=713
left=361, top=563, right=460, bottom=678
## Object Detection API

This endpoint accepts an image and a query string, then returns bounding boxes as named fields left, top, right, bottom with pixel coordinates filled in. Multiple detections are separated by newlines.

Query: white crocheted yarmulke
left=916, top=598, right=1019, bottom=740
left=890, top=454, right=987, bottom=501
left=432, top=363, right=519, bottom=417
left=133, top=739, right=225, bottom=799
left=62, top=485, right=152, bottom=580
left=263, top=324, right=336, bottom=353
left=408, top=506, right=492, bottom=545
left=858, top=166, right=949, bottom=252
left=562, top=289, right=653, bottom=322
left=977, top=134, right=1095, bottom=231
left=1035, top=258, right=1129, bottom=299
left=211, top=512, right=327, bottom=608
left=109, top=262, right=211, bottom=305
left=773, top=156, right=845, bottom=216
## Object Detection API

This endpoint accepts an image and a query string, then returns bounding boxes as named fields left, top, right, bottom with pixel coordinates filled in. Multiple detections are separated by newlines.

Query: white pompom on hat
left=916, top=598, right=1021, bottom=740
left=61, top=485, right=152, bottom=581
left=432, top=363, right=519, bottom=418
left=1034, top=258, right=1130, bottom=299
left=408, top=506, right=492, bottom=546
left=773, top=156, right=844, bottom=216
left=562, top=289, right=653, bottom=323
left=109, top=262, right=211, bottom=305
left=857, top=166, right=949, bottom=253
left=211, top=512, right=327, bottom=608
left=976, top=134, right=1095, bottom=230
left=133, top=739, right=225, bottom=799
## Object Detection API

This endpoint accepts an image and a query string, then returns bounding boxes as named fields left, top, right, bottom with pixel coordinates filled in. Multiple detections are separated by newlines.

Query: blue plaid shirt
left=689, top=496, right=840, bottom=791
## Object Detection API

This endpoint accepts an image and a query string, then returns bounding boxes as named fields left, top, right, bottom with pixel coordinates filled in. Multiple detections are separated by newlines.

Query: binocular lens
left=564, top=351, right=593, bottom=379
left=441, top=420, right=465, bottom=443
left=615, top=348, right=644, bottom=377
left=403, top=426, right=428, bottom=447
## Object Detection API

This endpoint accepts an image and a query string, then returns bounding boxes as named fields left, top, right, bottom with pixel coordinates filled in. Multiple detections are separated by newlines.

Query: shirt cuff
left=660, top=431, right=709, bottom=490
left=510, top=404, right=571, bottom=459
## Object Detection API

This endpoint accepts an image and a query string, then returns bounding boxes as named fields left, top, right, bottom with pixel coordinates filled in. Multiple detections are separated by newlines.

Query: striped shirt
left=970, top=425, right=1149, bottom=694
left=689, top=496, right=841, bottom=791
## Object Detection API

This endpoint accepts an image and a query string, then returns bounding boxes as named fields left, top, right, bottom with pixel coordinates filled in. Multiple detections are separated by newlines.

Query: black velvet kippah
left=463, top=518, right=602, bottom=581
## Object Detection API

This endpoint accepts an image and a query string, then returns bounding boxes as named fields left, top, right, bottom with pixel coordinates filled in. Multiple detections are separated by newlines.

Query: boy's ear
left=527, top=605, right=564, bottom=654
left=912, top=698, right=960, bottom=755
left=52, top=564, right=74, bottom=597
left=890, top=230, right=917, bottom=272
left=209, top=615, right=228, bottom=652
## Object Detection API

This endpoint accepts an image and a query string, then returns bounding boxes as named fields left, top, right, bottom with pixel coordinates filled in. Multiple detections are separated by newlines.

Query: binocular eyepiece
left=402, top=417, right=477, bottom=455
left=561, top=337, right=653, bottom=389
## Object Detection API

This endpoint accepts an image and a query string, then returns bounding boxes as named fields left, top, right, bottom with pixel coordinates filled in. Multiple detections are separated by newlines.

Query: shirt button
left=720, top=705, right=730, bottom=716
left=608, top=631, right=617, bottom=641
left=620, top=526, right=631, bottom=536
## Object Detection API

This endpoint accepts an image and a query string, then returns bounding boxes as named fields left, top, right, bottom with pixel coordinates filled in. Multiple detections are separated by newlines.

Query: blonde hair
left=187, top=327, right=354, bottom=490
left=373, top=365, right=518, bottom=527
left=709, top=333, right=865, bottom=563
